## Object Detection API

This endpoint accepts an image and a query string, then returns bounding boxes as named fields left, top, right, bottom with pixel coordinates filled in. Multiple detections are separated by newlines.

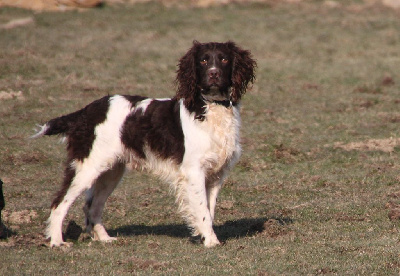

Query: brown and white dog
left=33, top=41, right=256, bottom=247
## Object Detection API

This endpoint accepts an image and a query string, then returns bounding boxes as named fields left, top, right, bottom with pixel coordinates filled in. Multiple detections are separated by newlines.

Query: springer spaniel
left=33, top=41, right=256, bottom=248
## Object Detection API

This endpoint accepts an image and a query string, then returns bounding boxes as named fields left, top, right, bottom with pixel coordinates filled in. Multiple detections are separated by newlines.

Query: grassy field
left=1, top=0, right=400, bottom=274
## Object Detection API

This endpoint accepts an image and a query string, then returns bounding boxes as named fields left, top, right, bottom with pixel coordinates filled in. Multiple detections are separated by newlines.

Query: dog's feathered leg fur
left=181, top=166, right=220, bottom=247
left=83, top=162, right=125, bottom=242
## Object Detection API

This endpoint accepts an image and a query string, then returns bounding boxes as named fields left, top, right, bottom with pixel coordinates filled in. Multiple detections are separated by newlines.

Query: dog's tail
left=31, top=96, right=111, bottom=140
left=30, top=109, right=83, bottom=139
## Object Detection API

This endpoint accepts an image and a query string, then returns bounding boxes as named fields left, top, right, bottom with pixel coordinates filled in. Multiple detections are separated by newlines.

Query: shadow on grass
left=109, top=216, right=293, bottom=243
left=0, top=221, right=16, bottom=240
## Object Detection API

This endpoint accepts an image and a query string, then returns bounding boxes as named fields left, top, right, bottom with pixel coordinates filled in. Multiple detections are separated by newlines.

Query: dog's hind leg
left=84, top=162, right=125, bottom=242
left=46, top=161, right=105, bottom=247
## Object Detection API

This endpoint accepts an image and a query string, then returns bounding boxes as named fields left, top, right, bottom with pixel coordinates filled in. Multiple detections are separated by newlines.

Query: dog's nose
left=208, top=68, right=220, bottom=79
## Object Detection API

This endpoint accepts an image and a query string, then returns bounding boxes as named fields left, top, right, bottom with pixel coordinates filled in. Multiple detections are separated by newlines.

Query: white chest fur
left=180, top=101, right=241, bottom=175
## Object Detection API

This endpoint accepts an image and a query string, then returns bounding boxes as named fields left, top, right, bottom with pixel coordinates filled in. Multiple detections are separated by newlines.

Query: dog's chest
left=198, top=104, right=240, bottom=172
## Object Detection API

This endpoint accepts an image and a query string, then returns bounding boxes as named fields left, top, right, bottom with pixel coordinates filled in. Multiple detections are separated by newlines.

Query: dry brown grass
left=2, top=0, right=400, bottom=11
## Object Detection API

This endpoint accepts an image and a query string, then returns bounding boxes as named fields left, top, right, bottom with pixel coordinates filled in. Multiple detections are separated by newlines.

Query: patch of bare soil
left=333, top=138, right=400, bottom=153
left=2, top=210, right=38, bottom=225
left=386, top=194, right=400, bottom=221
left=272, top=143, right=301, bottom=162
left=382, top=0, right=400, bottom=8
left=117, top=256, right=167, bottom=271
left=0, top=91, right=25, bottom=100
left=0, top=18, right=34, bottom=30
left=0, top=218, right=83, bottom=247
left=0, top=232, right=47, bottom=247
left=316, top=267, right=337, bottom=274
left=2, top=0, right=400, bottom=11
left=335, top=212, right=371, bottom=222
left=0, top=0, right=102, bottom=11
left=219, top=200, right=234, bottom=210
left=259, top=218, right=292, bottom=238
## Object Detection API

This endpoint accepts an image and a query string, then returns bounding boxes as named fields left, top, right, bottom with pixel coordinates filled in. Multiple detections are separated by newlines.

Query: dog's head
left=176, top=41, right=256, bottom=110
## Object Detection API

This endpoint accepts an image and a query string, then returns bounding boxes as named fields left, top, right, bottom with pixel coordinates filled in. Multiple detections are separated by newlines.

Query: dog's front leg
left=184, top=169, right=220, bottom=248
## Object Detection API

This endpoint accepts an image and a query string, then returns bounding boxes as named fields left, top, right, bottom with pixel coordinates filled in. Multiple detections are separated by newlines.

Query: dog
left=33, top=41, right=256, bottom=248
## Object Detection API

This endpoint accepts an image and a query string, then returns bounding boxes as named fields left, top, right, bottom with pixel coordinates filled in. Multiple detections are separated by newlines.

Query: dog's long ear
left=228, top=41, right=256, bottom=103
left=175, top=41, right=201, bottom=109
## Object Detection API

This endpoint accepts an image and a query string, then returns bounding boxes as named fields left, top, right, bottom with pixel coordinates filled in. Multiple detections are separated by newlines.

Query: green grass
left=1, top=1, right=400, bottom=274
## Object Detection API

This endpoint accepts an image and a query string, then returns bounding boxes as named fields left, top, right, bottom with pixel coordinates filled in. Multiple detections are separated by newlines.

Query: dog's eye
left=221, top=58, right=228, bottom=64
left=200, top=59, right=207, bottom=65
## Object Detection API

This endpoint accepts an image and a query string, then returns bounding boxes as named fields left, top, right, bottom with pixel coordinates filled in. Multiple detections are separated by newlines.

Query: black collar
left=201, top=96, right=234, bottom=108
left=200, top=92, right=233, bottom=108
left=213, top=100, right=232, bottom=108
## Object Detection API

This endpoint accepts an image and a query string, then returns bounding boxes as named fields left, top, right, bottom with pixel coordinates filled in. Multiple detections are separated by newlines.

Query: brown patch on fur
left=41, top=97, right=110, bottom=209
left=51, top=165, right=76, bottom=208
left=229, top=42, right=256, bottom=103
left=121, top=98, right=184, bottom=163
left=43, top=96, right=109, bottom=161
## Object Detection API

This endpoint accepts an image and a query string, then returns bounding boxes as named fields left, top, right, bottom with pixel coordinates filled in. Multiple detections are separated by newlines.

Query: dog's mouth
left=202, top=79, right=229, bottom=91
left=201, top=86, right=230, bottom=102
left=208, top=77, right=220, bottom=86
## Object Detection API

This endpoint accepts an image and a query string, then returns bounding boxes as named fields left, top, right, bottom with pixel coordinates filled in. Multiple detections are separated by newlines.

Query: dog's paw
left=96, top=236, right=117, bottom=243
left=92, top=224, right=117, bottom=243
left=203, top=234, right=220, bottom=248
left=92, top=227, right=117, bottom=243
left=50, top=241, right=73, bottom=248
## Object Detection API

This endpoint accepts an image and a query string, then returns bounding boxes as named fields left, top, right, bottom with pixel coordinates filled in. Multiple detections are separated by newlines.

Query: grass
left=1, top=0, right=400, bottom=274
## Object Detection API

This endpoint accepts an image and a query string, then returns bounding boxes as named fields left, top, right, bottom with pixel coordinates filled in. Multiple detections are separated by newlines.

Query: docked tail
left=30, top=124, right=50, bottom=139
left=30, top=96, right=111, bottom=140
left=30, top=108, right=86, bottom=139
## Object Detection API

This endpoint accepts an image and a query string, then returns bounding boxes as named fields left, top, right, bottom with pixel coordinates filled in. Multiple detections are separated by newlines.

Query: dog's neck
left=201, top=87, right=232, bottom=108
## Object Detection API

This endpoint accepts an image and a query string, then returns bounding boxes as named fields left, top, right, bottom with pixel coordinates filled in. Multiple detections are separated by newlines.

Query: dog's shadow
left=108, top=216, right=293, bottom=243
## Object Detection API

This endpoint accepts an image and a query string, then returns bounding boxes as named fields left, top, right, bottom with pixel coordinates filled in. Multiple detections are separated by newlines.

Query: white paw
left=91, top=224, right=116, bottom=243
left=94, top=236, right=117, bottom=243
left=203, top=234, right=221, bottom=248
left=50, top=241, right=73, bottom=248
